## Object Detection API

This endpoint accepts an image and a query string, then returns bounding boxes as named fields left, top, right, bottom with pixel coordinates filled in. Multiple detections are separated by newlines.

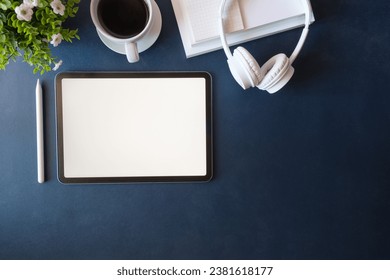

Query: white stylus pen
left=36, top=79, right=45, bottom=183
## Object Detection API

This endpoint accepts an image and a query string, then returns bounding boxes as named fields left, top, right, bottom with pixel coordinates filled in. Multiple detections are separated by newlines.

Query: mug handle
left=125, top=42, right=139, bottom=63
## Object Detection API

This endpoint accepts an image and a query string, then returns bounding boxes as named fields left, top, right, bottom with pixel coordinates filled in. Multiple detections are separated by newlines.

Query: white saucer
left=96, top=1, right=162, bottom=55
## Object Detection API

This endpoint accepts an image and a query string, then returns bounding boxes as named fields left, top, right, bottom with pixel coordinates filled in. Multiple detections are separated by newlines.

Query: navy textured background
left=1, top=0, right=389, bottom=259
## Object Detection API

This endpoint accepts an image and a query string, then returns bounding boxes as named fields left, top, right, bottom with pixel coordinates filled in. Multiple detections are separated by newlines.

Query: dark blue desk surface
left=1, top=0, right=390, bottom=259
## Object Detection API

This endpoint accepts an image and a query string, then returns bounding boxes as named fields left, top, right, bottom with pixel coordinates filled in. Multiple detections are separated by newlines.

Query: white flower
left=52, top=60, right=63, bottom=71
left=23, top=0, right=39, bottom=7
left=50, top=33, right=63, bottom=47
left=50, top=0, right=65, bottom=16
left=15, top=3, right=34, bottom=21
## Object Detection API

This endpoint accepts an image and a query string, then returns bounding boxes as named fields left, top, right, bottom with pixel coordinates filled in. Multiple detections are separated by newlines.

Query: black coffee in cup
left=97, top=0, right=149, bottom=38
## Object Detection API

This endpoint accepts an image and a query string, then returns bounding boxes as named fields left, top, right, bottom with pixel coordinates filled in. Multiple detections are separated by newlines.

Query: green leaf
left=0, top=0, right=80, bottom=74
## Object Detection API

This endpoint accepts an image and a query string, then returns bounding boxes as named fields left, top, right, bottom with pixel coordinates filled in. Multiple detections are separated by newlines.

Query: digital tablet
left=55, top=72, right=212, bottom=184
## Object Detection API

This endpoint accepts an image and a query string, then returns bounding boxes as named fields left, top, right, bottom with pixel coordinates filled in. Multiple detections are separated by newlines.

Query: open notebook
left=172, top=0, right=315, bottom=57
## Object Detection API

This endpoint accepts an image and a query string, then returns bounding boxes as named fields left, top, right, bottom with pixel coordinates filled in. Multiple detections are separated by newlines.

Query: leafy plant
left=0, top=0, right=80, bottom=74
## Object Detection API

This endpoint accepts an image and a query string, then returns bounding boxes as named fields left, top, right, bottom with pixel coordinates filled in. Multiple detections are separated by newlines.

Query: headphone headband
left=219, top=0, right=311, bottom=64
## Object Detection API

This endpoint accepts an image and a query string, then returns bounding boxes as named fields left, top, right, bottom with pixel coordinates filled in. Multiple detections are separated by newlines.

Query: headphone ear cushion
left=228, top=47, right=264, bottom=89
left=258, top=54, right=294, bottom=93
left=233, top=47, right=264, bottom=87
left=227, top=47, right=261, bottom=89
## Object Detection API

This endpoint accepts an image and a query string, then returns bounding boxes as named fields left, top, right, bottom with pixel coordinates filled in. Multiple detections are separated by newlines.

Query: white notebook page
left=184, top=0, right=244, bottom=44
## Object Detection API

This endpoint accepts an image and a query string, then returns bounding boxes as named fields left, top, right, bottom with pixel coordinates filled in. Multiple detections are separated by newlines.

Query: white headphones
left=219, top=0, right=311, bottom=93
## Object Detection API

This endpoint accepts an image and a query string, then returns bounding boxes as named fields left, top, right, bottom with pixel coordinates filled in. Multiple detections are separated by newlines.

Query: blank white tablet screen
left=61, top=77, right=207, bottom=178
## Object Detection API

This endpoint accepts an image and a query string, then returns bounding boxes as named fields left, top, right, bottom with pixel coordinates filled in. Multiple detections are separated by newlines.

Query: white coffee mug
left=90, top=0, right=162, bottom=63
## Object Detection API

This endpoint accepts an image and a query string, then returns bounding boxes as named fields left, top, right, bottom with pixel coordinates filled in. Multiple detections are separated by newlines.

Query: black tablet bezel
left=55, top=72, right=212, bottom=184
